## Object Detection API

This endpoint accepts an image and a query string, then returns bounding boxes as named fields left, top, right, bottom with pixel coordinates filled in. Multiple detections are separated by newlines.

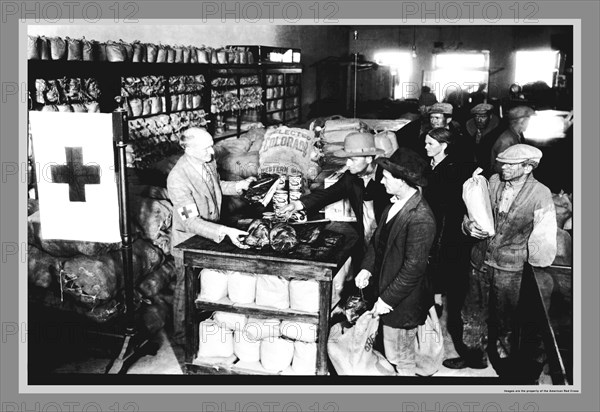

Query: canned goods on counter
left=289, top=189, right=302, bottom=201
left=276, top=176, right=287, bottom=190
left=288, top=173, right=302, bottom=191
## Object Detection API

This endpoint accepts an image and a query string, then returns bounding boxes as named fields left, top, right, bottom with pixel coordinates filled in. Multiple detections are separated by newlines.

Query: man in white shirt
left=355, top=148, right=437, bottom=375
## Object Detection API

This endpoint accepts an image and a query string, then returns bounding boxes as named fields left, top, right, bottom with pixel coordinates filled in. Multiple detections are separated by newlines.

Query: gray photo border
left=1, top=1, right=598, bottom=411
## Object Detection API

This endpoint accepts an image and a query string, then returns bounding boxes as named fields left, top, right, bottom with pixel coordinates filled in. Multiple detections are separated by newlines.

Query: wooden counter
left=175, top=222, right=358, bottom=375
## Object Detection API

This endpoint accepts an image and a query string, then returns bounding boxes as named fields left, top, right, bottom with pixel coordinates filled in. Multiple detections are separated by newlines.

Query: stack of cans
left=272, top=189, right=289, bottom=217
left=288, top=172, right=303, bottom=203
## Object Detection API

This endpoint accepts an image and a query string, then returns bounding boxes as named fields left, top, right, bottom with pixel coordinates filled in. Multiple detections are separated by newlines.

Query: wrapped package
left=28, top=35, right=39, bottom=60
left=49, top=36, right=67, bottom=60
left=255, top=275, right=289, bottom=309
left=374, top=130, right=399, bottom=158
left=244, top=317, right=281, bottom=341
left=227, top=272, right=257, bottom=304
left=66, top=37, right=82, bottom=60
left=213, top=311, right=247, bottom=331
left=233, top=330, right=261, bottom=362
left=280, top=320, right=317, bottom=343
left=292, top=341, right=317, bottom=374
left=198, top=320, right=234, bottom=358
left=289, top=279, right=319, bottom=312
left=199, top=269, right=229, bottom=301
left=260, top=337, right=294, bottom=372
left=462, top=168, right=495, bottom=236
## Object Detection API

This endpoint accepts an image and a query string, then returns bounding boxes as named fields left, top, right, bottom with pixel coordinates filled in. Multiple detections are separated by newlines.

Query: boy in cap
left=490, top=105, right=535, bottom=173
left=355, top=148, right=437, bottom=376
left=445, top=144, right=557, bottom=382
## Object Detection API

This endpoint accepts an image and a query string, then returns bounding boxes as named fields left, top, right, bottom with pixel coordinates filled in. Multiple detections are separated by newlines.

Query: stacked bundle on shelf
left=127, top=110, right=207, bottom=169
left=198, top=269, right=319, bottom=374
left=123, top=75, right=167, bottom=117
left=32, top=77, right=101, bottom=112
left=168, top=75, right=205, bottom=114
left=27, top=36, right=256, bottom=64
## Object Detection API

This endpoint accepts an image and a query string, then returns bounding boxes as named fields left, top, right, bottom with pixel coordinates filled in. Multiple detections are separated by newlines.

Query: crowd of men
left=167, top=92, right=559, bottom=382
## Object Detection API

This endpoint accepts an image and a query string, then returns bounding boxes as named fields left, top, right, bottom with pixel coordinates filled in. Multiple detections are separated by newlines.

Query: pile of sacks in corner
left=27, top=196, right=176, bottom=333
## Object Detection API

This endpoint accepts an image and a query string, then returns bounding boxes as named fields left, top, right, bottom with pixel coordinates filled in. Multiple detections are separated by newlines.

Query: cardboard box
left=322, top=167, right=357, bottom=222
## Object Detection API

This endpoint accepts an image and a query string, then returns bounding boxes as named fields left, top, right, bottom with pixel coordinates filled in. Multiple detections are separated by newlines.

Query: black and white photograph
left=23, top=20, right=576, bottom=389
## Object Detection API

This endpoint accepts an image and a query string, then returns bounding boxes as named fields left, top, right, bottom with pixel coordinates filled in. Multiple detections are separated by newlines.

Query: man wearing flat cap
left=355, top=148, right=438, bottom=376
left=445, top=144, right=557, bottom=382
left=490, top=105, right=535, bottom=174
left=465, top=103, right=502, bottom=176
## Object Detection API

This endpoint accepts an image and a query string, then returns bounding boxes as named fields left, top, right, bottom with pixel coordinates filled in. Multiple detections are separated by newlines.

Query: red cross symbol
left=50, top=147, right=101, bottom=202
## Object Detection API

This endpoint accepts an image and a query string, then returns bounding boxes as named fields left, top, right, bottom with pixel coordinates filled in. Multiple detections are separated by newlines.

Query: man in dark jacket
left=280, top=132, right=391, bottom=253
left=355, top=148, right=437, bottom=376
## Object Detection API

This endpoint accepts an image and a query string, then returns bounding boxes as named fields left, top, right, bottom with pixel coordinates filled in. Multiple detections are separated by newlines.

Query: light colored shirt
left=386, top=188, right=417, bottom=223
left=360, top=165, right=378, bottom=245
left=498, top=179, right=526, bottom=213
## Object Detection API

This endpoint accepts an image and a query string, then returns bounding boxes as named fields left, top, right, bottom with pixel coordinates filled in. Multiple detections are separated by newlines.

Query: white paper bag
left=289, top=279, right=319, bottom=313
left=260, top=337, right=294, bottom=372
left=462, top=168, right=495, bottom=236
left=198, top=320, right=234, bottom=358
left=228, top=272, right=257, bottom=304
left=199, top=269, right=228, bottom=301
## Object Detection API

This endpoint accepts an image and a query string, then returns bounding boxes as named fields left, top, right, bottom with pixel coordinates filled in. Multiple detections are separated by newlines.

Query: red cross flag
left=29, top=112, right=121, bottom=243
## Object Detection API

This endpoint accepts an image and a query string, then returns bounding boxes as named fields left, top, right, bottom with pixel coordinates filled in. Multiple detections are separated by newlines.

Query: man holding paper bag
left=445, top=144, right=557, bottom=382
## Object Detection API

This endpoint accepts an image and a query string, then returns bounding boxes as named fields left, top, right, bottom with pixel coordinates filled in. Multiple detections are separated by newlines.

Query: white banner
left=29, top=112, right=121, bottom=243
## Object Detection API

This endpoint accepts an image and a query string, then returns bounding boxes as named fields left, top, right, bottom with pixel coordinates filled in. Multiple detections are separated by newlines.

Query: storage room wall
left=348, top=25, right=572, bottom=101
left=28, top=24, right=350, bottom=123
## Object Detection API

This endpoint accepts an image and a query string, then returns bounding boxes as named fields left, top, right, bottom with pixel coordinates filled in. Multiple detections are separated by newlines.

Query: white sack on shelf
left=292, top=341, right=317, bottom=375
left=213, top=311, right=247, bottom=331
left=199, top=269, right=229, bottom=301
left=198, top=320, right=234, bottom=358
left=260, top=337, right=294, bottom=372
left=244, top=317, right=281, bottom=341
left=289, top=279, right=319, bottom=313
left=228, top=272, right=257, bottom=304
left=255, top=275, right=290, bottom=309
left=280, top=320, right=317, bottom=343
left=233, top=330, right=261, bottom=363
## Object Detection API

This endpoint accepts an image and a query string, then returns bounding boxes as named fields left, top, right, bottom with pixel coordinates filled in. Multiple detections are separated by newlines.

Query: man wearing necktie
left=167, top=127, right=255, bottom=344
left=490, top=106, right=534, bottom=174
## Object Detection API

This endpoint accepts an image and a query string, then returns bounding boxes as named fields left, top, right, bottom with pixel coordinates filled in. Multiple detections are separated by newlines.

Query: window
left=515, top=50, right=560, bottom=87
left=425, top=51, right=490, bottom=102
left=373, top=51, right=412, bottom=99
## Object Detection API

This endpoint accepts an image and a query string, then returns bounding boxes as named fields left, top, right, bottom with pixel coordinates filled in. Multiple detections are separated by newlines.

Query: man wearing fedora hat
left=490, top=105, right=535, bottom=174
left=279, top=132, right=392, bottom=303
left=279, top=131, right=391, bottom=251
left=355, top=148, right=437, bottom=375
left=444, top=144, right=557, bottom=382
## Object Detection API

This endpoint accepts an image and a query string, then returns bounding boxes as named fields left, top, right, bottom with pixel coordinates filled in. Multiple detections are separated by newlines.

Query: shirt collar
left=359, top=165, right=377, bottom=187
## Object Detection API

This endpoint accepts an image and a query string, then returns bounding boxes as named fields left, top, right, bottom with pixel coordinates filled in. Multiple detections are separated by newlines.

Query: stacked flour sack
left=197, top=269, right=320, bottom=374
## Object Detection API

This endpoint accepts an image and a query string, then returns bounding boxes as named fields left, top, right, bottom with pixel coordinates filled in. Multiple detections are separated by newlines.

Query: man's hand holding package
left=373, top=297, right=392, bottom=316
left=355, top=269, right=372, bottom=289
left=235, top=176, right=257, bottom=194
left=462, top=215, right=490, bottom=239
